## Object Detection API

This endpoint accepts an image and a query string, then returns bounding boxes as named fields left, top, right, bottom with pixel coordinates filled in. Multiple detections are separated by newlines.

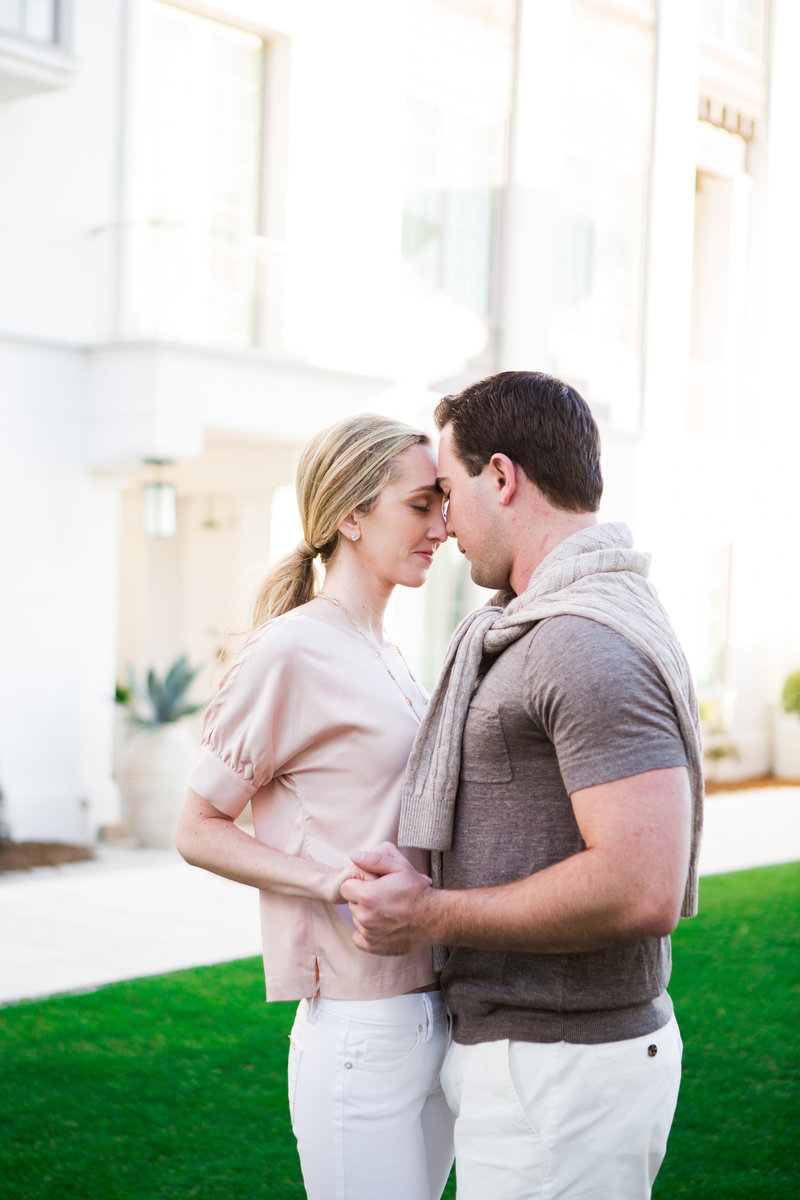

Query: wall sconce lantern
left=142, top=460, right=177, bottom=539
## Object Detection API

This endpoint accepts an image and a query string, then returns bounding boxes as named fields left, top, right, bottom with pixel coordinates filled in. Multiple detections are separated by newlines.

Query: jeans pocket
left=345, top=1026, right=423, bottom=1073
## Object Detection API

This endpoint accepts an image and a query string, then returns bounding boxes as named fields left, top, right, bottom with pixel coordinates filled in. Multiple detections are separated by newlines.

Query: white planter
left=116, top=722, right=198, bottom=848
left=772, top=711, right=800, bottom=780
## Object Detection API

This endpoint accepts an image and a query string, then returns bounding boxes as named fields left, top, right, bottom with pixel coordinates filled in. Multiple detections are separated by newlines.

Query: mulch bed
left=0, top=841, right=95, bottom=874
left=704, top=773, right=800, bottom=794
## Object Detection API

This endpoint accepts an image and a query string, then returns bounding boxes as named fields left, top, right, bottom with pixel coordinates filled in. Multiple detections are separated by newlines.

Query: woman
left=175, top=414, right=454, bottom=1199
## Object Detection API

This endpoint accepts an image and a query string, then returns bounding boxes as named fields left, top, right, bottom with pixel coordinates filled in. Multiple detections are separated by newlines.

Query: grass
left=655, top=860, right=799, bottom=1197
left=1, top=863, right=797, bottom=1199
left=0, top=960, right=305, bottom=1199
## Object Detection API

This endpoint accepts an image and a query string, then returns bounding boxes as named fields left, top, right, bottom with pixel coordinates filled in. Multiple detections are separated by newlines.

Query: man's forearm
left=425, top=766, right=690, bottom=951
left=418, top=848, right=677, bottom=955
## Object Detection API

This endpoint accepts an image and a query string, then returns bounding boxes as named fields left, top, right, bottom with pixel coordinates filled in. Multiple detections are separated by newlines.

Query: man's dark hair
left=434, top=370, right=602, bottom=512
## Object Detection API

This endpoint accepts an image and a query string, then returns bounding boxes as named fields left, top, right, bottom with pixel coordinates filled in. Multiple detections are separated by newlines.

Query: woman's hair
left=251, top=414, right=431, bottom=627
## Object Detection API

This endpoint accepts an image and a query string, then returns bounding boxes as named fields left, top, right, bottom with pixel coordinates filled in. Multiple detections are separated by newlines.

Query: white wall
left=0, top=339, right=125, bottom=840
left=0, top=0, right=123, bottom=343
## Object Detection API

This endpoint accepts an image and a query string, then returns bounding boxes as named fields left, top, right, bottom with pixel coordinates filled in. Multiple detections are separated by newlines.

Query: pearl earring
left=352, top=532, right=360, bottom=542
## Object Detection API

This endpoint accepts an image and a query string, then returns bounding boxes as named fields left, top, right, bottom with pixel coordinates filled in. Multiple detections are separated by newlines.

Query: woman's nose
left=430, top=509, right=447, bottom=543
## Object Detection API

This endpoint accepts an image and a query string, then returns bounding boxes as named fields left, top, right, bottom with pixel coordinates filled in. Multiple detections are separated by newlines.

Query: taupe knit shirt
left=399, top=522, right=704, bottom=1044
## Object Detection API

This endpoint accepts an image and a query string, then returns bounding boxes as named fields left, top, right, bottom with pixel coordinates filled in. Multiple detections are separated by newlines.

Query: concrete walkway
left=1, top=785, right=798, bottom=1008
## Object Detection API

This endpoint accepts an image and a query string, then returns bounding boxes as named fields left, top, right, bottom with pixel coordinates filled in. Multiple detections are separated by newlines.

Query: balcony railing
left=90, top=221, right=286, bottom=353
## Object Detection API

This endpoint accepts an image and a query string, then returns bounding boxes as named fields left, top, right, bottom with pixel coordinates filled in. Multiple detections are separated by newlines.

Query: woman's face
left=355, top=443, right=446, bottom=589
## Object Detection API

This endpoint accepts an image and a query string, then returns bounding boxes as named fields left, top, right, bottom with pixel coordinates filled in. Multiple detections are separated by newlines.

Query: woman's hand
left=321, top=861, right=380, bottom=906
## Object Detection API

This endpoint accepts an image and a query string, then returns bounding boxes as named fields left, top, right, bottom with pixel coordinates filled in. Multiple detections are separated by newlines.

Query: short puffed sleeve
left=187, top=619, right=316, bottom=818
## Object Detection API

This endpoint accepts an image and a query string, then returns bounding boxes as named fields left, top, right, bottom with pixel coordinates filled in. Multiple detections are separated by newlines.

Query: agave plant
left=118, top=655, right=206, bottom=729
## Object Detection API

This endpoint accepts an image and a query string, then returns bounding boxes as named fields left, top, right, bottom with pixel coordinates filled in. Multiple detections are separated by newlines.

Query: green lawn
left=656, top=861, right=799, bottom=1197
left=1, top=862, right=797, bottom=1198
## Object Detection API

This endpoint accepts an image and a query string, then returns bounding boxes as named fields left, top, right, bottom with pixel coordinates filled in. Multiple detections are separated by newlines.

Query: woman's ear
left=338, top=512, right=361, bottom=542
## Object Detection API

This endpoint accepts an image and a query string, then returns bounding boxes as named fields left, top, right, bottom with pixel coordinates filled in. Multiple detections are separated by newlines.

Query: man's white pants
left=288, top=991, right=454, bottom=1200
left=441, top=1015, right=683, bottom=1200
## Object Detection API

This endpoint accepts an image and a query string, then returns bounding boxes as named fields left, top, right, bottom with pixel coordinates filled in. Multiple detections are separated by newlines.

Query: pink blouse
left=187, top=607, right=435, bottom=1002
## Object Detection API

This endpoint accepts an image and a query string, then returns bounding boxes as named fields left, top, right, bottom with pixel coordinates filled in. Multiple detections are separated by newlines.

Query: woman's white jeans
left=441, top=1015, right=683, bottom=1200
left=288, top=991, right=454, bottom=1200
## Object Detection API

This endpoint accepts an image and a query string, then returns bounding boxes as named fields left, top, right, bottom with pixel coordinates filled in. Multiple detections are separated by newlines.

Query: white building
left=0, top=0, right=797, bottom=845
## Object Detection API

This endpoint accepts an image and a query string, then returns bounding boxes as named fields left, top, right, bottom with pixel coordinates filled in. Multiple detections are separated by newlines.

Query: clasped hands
left=338, top=842, right=434, bottom=956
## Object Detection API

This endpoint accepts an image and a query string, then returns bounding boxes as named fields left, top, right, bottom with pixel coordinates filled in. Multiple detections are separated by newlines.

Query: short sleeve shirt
left=188, top=609, right=435, bottom=1001
left=442, top=614, right=689, bottom=1044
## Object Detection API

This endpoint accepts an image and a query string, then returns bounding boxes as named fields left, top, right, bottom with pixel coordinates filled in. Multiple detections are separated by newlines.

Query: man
left=341, top=371, right=703, bottom=1199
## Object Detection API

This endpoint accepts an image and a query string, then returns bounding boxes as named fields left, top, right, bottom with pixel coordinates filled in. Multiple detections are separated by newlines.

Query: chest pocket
left=460, top=706, right=513, bottom=782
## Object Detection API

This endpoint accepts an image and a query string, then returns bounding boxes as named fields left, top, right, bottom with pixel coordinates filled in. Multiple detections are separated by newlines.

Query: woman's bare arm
left=175, top=788, right=355, bottom=905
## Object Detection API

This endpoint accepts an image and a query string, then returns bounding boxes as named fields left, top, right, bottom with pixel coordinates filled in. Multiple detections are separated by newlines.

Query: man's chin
left=469, top=562, right=510, bottom=592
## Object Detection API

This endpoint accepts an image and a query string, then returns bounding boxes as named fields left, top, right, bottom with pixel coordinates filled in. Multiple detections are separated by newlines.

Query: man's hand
left=340, top=842, right=435, bottom=956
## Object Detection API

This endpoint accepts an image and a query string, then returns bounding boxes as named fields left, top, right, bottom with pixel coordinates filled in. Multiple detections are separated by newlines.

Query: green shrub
left=782, top=669, right=800, bottom=719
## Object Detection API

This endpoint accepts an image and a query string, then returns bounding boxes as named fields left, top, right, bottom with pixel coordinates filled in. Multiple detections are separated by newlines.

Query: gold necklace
left=317, top=592, right=428, bottom=721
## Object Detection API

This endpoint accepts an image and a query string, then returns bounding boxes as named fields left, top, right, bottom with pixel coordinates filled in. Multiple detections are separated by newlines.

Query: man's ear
left=488, top=453, right=518, bottom=507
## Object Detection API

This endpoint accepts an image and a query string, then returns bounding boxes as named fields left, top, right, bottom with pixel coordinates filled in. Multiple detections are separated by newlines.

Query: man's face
left=436, top=424, right=512, bottom=591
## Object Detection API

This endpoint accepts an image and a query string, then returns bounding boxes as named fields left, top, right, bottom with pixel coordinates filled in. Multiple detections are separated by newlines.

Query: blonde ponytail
left=251, top=545, right=318, bottom=626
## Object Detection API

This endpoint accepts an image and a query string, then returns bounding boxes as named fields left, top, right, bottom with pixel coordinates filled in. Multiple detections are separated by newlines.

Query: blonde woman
left=175, top=414, right=454, bottom=1199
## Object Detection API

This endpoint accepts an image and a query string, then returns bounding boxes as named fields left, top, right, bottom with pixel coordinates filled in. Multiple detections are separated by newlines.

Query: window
left=401, top=0, right=514, bottom=326
left=402, top=100, right=506, bottom=319
left=687, top=121, right=750, bottom=434
left=122, top=2, right=268, bottom=347
left=554, top=157, right=645, bottom=350
left=701, top=0, right=767, bottom=58
left=149, top=5, right=262, bottom=241
left=0, top=0, right=58, bottom=43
